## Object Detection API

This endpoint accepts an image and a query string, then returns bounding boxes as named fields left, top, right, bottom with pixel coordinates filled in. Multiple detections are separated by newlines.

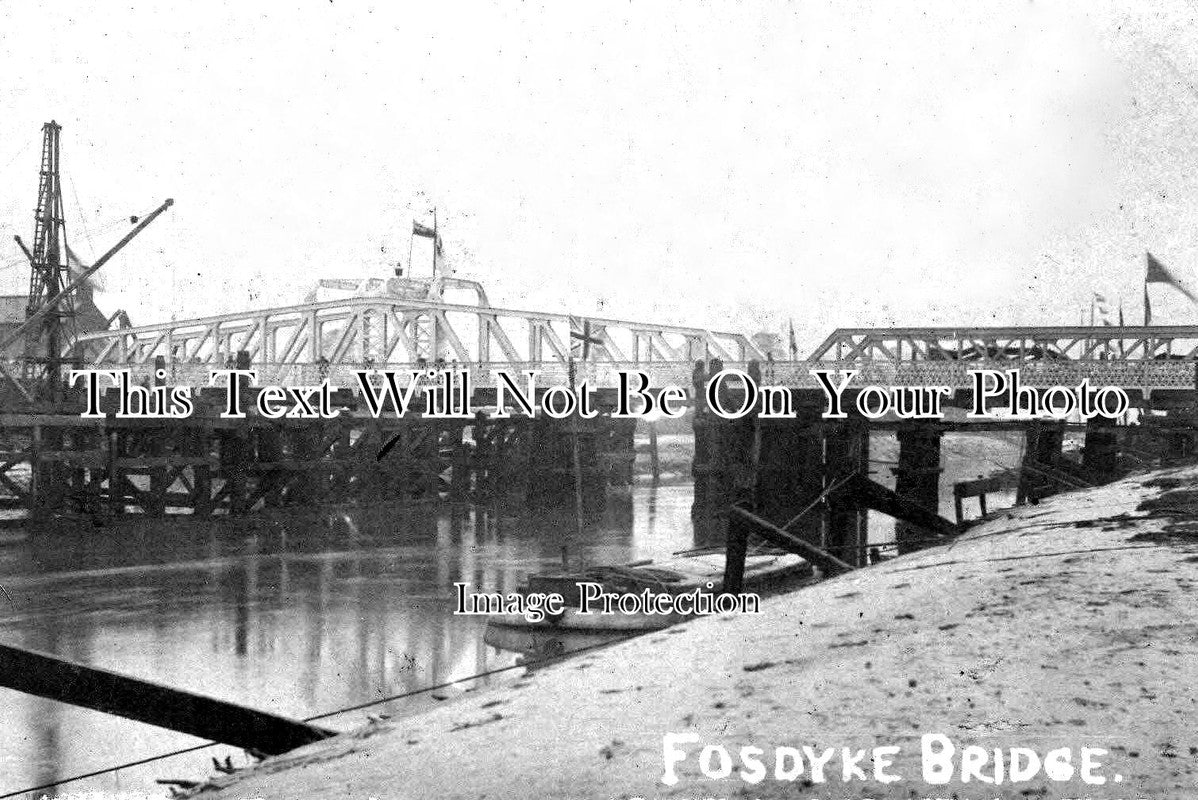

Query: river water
left=0, top=431, right=1024, bottom=797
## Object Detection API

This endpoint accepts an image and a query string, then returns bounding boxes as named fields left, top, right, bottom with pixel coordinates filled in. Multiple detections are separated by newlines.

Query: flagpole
left=431, top=207, right=437, bottom=275
left=1118, top=301, right=1125, bottom=358
left=567, top=357, right=584, bottom=572
left=1089, top=295, right=1095, bottom=356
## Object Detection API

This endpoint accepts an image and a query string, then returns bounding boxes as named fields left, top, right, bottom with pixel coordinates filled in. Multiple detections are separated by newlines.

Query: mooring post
left=892, top=424, right=943, bottom=555
left=721, top=510, right=750, bottom=595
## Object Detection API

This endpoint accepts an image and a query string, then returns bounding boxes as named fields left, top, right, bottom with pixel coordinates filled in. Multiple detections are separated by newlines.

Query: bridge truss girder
left=807, top=326, right=1198, bottom=364
left=71, top=296, right=763, bottom=388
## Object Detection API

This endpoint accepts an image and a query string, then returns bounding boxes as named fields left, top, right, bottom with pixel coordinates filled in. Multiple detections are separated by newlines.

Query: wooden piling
left=823, top=421, right=870, bottom=567
left=755, top=402, right=824, bottom=545
left=892, top=425, right=943, bottom=555
left=1081, top=414, right=1119, bottom=483
left=1017, top=421, right=1065, bottom=504
left=647, top=420, right=660, bottom=481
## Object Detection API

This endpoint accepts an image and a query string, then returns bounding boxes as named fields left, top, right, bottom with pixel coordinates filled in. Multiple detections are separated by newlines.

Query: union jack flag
left=569, top=317, right=603, bottom=360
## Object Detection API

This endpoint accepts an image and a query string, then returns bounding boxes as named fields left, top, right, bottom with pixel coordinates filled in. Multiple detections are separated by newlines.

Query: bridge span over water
left=68, top=296, right=1198, bottom=396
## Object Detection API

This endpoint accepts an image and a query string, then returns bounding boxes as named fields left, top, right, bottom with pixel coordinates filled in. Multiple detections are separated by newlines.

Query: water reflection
left=0, top=428, right=1026, bottom=797
left=0, top=483, right=694, bottom=798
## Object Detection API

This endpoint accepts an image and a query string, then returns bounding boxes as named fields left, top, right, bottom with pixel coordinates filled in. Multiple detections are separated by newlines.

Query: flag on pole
left=1145, top=251, right=1198, bottom=324
left=412, top=219, right=444, bottom=258
left=569, top=317, right=603, bottom=360
left=1117, top=302, right=1126, bottom=357
left=787, top=319, right=798, bottom=360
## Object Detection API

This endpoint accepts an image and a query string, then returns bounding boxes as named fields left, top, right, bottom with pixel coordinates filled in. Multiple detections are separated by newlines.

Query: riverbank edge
left=195, top=466, right=1198, bottom=799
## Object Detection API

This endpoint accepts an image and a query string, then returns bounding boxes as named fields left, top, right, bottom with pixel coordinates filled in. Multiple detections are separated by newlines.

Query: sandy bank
left=196, top=467, right=1198, bottom=799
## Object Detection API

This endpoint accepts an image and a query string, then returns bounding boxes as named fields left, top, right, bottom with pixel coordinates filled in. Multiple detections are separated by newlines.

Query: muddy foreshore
left=192, top=466, right=1198, bottom=799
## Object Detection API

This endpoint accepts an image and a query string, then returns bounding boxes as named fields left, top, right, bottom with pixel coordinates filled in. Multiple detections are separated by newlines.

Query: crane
left=3, top=121, right=173, bottom=404
left=19, top=121, right=71, bottom=397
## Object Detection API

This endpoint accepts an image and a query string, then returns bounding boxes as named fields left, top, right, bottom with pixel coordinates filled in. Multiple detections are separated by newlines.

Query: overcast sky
left=2, top=1, right=1198, bottom=352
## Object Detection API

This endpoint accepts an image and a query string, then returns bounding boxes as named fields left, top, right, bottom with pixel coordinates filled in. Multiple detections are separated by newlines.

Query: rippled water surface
left=0, top=430, right=1024, bottom=797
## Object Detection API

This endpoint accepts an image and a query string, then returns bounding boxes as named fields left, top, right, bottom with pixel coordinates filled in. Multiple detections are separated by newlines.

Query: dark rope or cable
left=0, top=631, right=639, bottom=799
left=0, top=742, right=217, bottom=799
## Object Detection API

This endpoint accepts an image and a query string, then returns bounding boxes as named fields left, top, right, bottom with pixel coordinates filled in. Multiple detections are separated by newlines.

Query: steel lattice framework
left=806, top=326, right=1198, bottom=363
left=71, top=296, right=763, bottom=389
left=784, top=326, right=1198, bottom=393
left=71, top=314, right=1198, bottom=394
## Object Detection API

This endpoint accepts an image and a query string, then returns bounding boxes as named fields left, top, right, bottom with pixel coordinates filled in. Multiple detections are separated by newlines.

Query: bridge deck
left=66, top=358, right=1198, bottom=395
left=62, top=315, right=1198, bottom=393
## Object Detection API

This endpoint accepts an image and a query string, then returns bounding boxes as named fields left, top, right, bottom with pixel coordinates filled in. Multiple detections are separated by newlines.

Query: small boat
left=482, top=624, right=624, bottom=659
left=483, top=361, right=815, bottom=635
left=486, top=549, right=815, bottom=633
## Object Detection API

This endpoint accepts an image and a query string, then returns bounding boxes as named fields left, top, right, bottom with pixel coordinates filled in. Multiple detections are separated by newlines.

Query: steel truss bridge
left=70, top=295, right=763, bottom=390
left=69, top=301, right=1198, bottom=394
left=799, top=326, right=1198, bottom=395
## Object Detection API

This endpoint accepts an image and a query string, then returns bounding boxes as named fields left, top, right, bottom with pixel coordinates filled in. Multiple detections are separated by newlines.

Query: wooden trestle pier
left=0, top=355, right=638, bottom=523
left=690, top=358, right=1196, bottom=569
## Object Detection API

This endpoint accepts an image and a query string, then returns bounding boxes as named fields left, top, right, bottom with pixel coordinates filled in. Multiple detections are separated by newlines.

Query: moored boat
left=486, top=549, right=815, bottom=632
